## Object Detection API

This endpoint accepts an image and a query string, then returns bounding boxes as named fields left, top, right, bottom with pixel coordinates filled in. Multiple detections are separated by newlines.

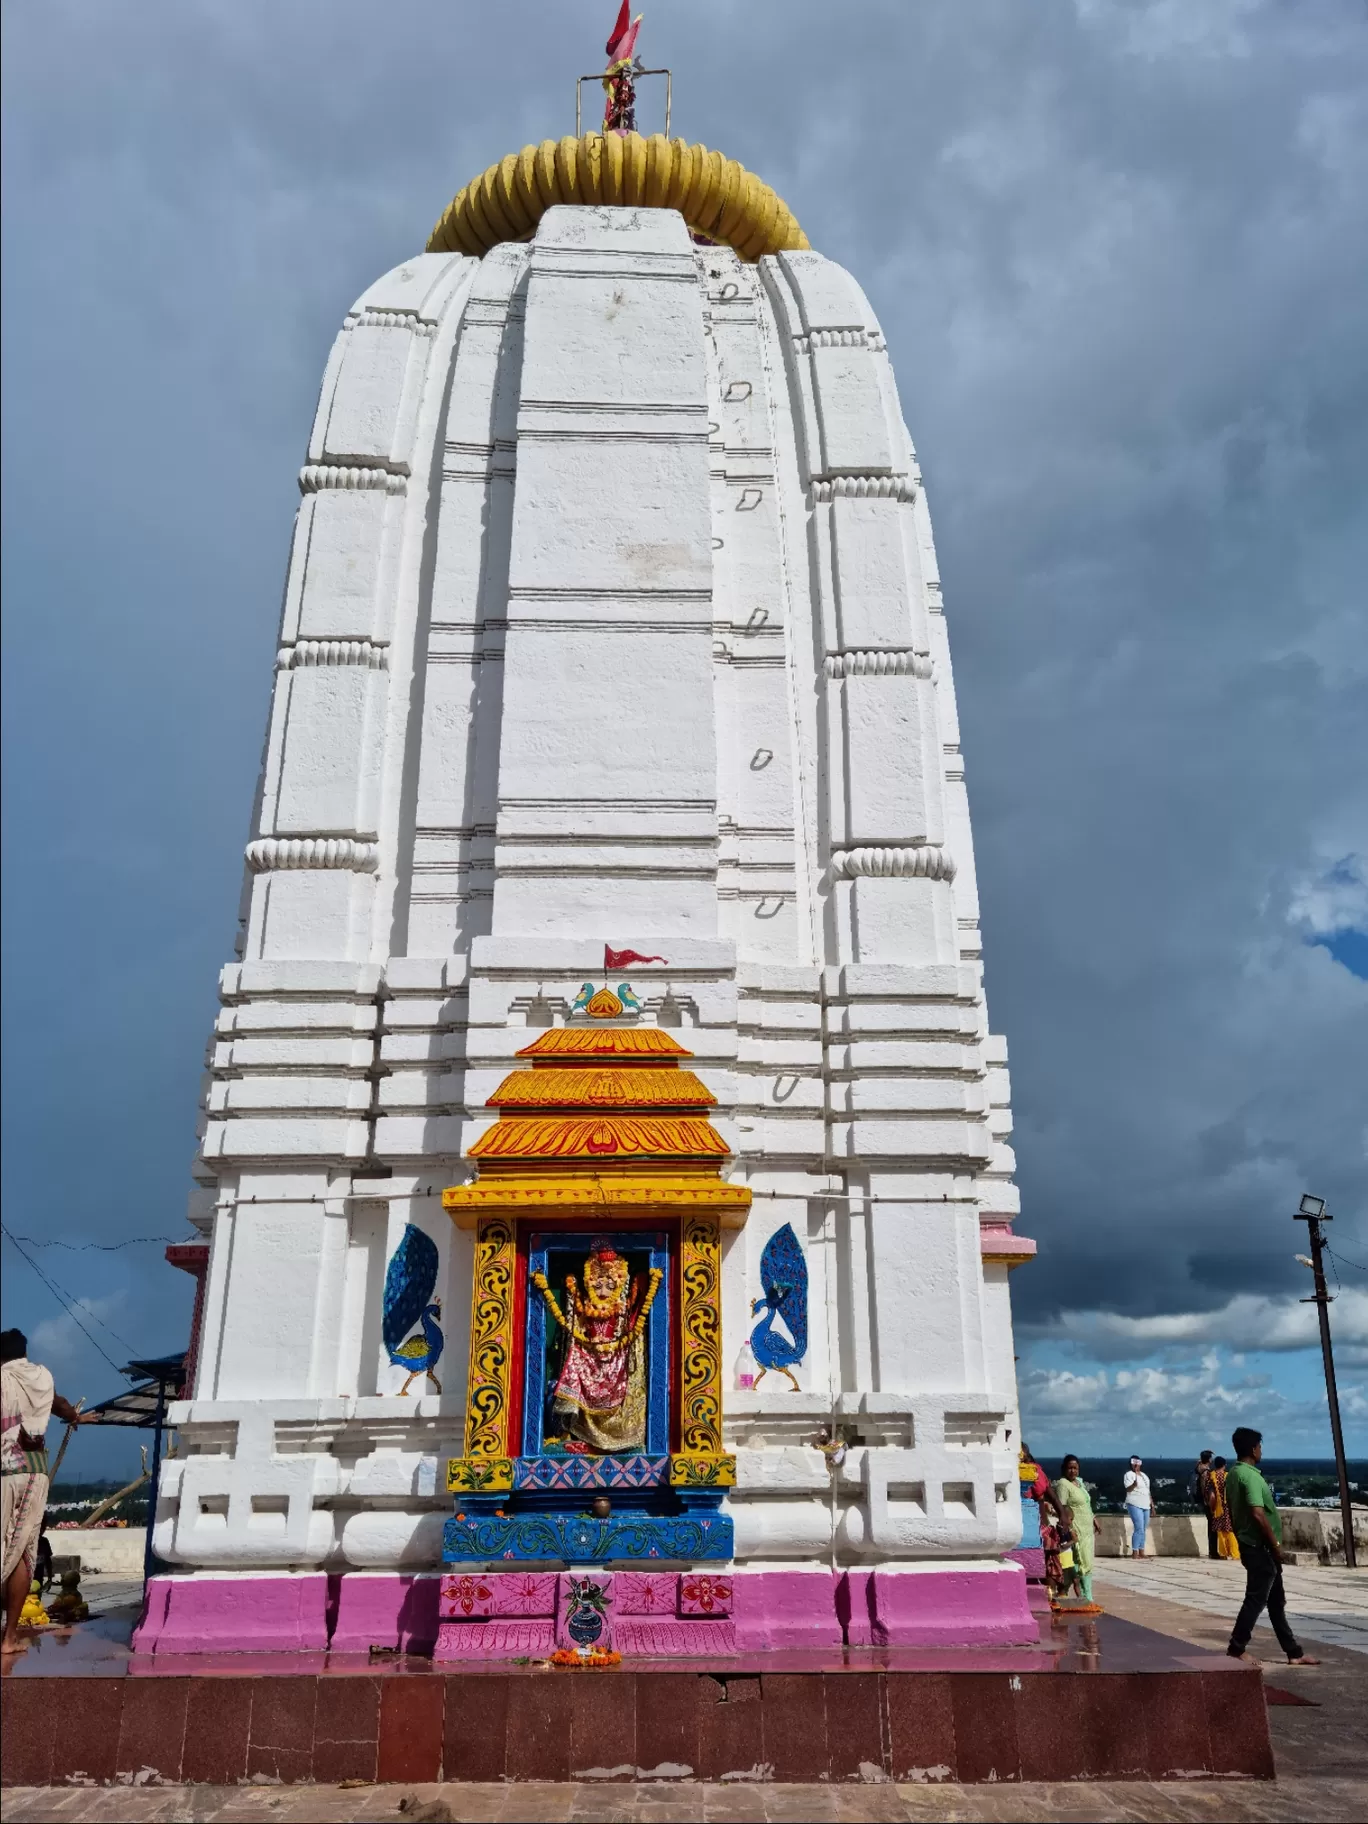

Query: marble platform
left=2, top=1607, right=1274, bottom=1786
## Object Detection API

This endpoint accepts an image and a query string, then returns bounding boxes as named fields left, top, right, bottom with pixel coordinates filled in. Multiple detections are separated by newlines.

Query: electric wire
left=1326, top=1245, right=1368, bottom=1273
left=1, top=1223, right=138, bottom=1370
left=5, top=1234, right=180, bottom=1251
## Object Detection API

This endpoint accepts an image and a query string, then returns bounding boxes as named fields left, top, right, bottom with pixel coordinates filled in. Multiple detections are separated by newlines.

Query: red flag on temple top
left=606, top=3, right=641, bottom=64
left=605, top=945, right=667, bottom=970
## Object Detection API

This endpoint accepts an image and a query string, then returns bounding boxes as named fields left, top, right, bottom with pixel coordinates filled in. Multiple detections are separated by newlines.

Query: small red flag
left=606, top=1, right=632, bottom=59
left=605, top=945, right=667, bottom=970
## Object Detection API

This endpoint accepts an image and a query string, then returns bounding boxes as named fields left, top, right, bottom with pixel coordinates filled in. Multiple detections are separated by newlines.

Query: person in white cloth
left=2, top=1328, right=86, bottom=1655
left=1123, top=1453, right=1153, bottom=1559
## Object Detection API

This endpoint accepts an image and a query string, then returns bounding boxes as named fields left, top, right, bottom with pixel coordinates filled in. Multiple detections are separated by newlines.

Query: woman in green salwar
left=1053, top=1455, right=1100, bottom=1602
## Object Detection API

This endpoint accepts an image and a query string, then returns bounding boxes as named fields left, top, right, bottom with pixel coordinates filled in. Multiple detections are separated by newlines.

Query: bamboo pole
left=76, top=1447, right=148, bottom=1529
left=48, top=1398, right=85, bottom=1484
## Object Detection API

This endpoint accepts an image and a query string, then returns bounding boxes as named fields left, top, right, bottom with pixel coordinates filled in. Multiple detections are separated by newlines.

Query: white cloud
left=1026, top=1288, right=1368, bottom=1360
left=2, top=0, right=1366, bottom=1439
left=1287, top=855, right=1368, bottom=942
left=27, top=1296, right=127, bottom=1382
left=1020, top=1349, right=1367, bottom=1454
left=1077, top=0, right=1262, bottom=63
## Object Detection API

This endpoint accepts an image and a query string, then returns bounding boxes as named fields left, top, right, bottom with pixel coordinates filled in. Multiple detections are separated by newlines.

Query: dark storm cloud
left=3, top=1, right=1365, bottom=1467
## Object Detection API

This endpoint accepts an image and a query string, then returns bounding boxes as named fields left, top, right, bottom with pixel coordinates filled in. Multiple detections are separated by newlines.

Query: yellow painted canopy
left=427, top=132, right=808, bottom=264
left=443, top=1023, right=750, bottom=1228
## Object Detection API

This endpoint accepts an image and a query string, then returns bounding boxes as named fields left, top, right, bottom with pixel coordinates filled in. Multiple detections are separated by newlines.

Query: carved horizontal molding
left=246, top=838, right=379, bottom=873
left=795, top=328, right=886, bottom=353
left=345, top=307, right=438, bottom=337
left=298, top=464, right=408, bottom=495
left=809, top=475, right=917, bottom=504
left=824, top=649, right=933, bottom=679
left=278, top=640, right=389, bottom=671
left=829, top=845, right=957, bottom=883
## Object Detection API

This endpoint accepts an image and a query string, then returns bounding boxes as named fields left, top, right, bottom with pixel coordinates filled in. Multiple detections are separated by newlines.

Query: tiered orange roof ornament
left=442, top=944, right=749, bottom=1229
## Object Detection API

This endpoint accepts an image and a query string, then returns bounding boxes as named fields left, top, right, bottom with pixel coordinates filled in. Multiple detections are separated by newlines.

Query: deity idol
left=533, top=1246, right=662, bottom=1452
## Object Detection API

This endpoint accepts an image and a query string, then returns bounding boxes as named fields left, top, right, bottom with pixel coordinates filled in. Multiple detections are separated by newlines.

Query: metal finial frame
left=576, top=68, right=671, bottom=138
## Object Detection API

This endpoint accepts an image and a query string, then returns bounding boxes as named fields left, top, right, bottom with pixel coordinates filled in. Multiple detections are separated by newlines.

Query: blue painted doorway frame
left=521, top=1228, right=671, bottom=1460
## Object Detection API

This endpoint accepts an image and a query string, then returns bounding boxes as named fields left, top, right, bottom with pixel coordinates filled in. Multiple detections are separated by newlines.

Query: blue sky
left=3, top=0, right=1365, bottom=1478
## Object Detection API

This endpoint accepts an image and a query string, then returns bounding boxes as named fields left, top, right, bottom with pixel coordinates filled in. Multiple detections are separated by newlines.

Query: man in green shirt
left=1225, top=1427, right=1319, bottom=1665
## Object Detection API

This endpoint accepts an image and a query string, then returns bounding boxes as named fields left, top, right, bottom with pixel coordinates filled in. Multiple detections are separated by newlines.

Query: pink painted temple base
left=131, top=1563, right=1035, bottom=1657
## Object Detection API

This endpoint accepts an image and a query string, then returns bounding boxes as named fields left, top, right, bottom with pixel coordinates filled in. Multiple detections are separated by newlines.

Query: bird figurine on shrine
left=749, top=1222, right=808, bottom=1391
left=383, top=1224, right=444, bottom=1394
left=616, top=982, right=643, bottom=1014
left=570, top=982, right=596, bottom=1017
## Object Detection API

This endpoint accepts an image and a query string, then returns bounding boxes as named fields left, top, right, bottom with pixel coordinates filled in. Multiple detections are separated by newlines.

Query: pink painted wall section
left=133, top=1573, right=330, bottom=1655
left=436, top=1618, right=556, bottom=1657
left=733, top=1570, right=846, bottom=1651
left=132, top=1562, right=1035, bottom=1656
left=734, top=1566, right=1034, bottom=1649
left=614, top=1617, right=738, bottom=1654
left=869, top=1566, right=1034, bottom=1646
left=1007, top=1545, right=1047, bottom=1577
left=329, top=1573, right=439, bottom=1654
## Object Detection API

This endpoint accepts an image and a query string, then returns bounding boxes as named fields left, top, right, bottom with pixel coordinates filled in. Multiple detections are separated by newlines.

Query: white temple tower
left=143, top=132, right=1036, bottom=1656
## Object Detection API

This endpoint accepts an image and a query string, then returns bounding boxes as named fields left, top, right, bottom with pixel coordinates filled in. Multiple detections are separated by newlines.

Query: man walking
left=2, top=1329, right=86, bottom=1657
left=1225, top=1426, right=1319, bottom=1666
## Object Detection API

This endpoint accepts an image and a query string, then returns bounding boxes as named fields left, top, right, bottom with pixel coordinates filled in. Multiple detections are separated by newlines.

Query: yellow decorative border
left=669, top=1453, right=736, bottom=1489
left=464, top=1217, right=516, bottom=1458
left=680, top=1215, right=723, bottom=1455
left=427, top=132, right=808, bottom=264
left=444, top=1176, right=750, bottom=1229
left=447, top=1456, right=514, bottom=1495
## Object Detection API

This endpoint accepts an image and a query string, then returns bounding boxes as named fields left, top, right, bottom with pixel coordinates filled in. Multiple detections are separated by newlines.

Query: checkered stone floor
left=1094, top=1560, right=1368, bottom=1654
left=2, top=1778, right=1367, bottom=1822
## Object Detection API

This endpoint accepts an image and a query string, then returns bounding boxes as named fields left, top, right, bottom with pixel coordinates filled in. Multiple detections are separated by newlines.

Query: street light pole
left=1295, top=1195, right=1357, bottom=1570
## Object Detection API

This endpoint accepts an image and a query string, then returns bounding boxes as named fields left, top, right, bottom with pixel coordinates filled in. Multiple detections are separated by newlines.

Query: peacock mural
left=749, top=1222, right=808, bottom=1392
left=382, top=1223, right=444, bottom=1394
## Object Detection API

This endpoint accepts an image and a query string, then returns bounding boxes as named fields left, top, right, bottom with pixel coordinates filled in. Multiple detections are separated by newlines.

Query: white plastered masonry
left=162, top=206, right=1026, bottom=1576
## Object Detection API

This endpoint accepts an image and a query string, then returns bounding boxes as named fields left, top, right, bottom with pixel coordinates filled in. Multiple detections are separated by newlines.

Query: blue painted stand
left=443, top=1508, right=733, bottom=1564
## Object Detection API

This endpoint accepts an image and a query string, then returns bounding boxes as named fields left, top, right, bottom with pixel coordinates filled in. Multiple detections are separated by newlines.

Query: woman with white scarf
left=1123, top=1454, right=1153, bottom=1558
left=2, top=1328, right=86, bottom=1655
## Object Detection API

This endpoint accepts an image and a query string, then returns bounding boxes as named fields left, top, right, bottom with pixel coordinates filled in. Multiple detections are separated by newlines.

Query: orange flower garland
left=549, top=1647, right=622, bottom=1669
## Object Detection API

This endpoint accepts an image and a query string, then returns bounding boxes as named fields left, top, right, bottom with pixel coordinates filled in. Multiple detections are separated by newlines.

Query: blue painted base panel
left=443, top=1510, right=733, bottom=1563
left=513, top=1453, right=670, bottom=1491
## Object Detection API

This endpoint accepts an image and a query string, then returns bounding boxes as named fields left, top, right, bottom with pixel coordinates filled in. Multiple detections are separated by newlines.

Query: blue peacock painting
left=749, top=1222, right=808, bottom=1392
left=383, top=1224, right=444, bottom=1395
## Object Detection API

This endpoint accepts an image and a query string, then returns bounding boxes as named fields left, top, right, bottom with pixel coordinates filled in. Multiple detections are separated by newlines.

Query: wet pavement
left=0, top=1600, right=1257, bottom=1680
left=4, top=1576, right=1365, bottom=1819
